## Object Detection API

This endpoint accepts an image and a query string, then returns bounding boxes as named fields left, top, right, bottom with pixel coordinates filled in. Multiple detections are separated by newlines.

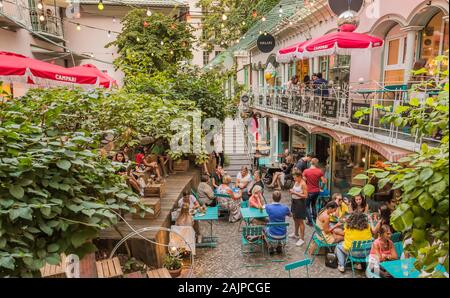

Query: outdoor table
left=193, top=206, right=219, bottom=248
left=380, top=258, right=448, bottom=278
left=240, top=207, right=268, bottom=225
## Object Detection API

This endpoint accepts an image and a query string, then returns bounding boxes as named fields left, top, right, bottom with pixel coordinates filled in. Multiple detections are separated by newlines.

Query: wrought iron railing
left=0, top=0, right=31, bottom=27
left=248, top=81, right=441, bottom=152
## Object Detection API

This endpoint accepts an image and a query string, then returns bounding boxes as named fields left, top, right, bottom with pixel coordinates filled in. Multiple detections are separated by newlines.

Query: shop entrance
left=311, top=134, right=332, bottom=190
left=278, top=121, right=290, bottom=157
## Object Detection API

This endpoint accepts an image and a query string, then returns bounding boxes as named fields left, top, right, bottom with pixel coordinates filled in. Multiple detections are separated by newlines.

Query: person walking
left=302, top=158, right=326, bottom=226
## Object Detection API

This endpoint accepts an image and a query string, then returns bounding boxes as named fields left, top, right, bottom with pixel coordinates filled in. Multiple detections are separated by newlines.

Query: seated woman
left=335, top=212, right=374, bottom=273
left=176, top=203, right=201, bottom=243
left=113, top=152, right=143, bottom=196
left=267, top=155, right=294, bottom=190
left=368, top=224, right=398, bottom=278
left=349, top=194, right=369, bottom=214
left=332, top=193, right=349, bottom=222
left=236, top=166, right=252, bottom=193
left=372, top=205, right=392, bottom=235
left=249, top=185, right=264, bottom=209
left=150, top=140, right=173, bottom=177
left=316, top=201, right=345, bottom=244
left=178, top=190, right=200, bottom=211
left=216, top=175, right=242, bottom=223
left=141, top=146, right=163, bottom=182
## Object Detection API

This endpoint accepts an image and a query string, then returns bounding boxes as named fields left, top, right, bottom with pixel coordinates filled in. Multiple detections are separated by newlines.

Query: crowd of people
left=285, top=73, right=330, bottom=96
left=111, top=140, right=401, bottom=276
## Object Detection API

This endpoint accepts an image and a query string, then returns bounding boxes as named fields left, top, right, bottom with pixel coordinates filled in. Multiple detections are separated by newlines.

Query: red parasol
left=69, top=64, right=117, bottom=88
left=276, top=41, right=309, bottom=63
left=299, top=28, right=383, bottom=58
left=0, top=51, right=98, bottom=87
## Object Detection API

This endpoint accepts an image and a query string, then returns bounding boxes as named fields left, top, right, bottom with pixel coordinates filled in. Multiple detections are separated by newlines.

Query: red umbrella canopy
left=0, top=51, right=98, bottom=86
left=69, top=64, right=117, bottom=88
left=276, top=41, right=309, bottom=63
left=300, top=29, right=383, bottom=58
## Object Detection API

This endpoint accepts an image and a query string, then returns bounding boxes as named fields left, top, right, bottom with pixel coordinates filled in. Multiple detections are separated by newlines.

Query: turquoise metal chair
left=240, top=200, right=249, bottom=208
left=305, top=223, right=338, bottom=264
left=241, top=225, right=265, bottom=256
left=391, top=232, right=402, bottom=243
left=190, top=188, right=204, bottom=206
left=394, top=241, right=404, bottom=257
left=264, top=222, right=290, bottom=255
left=285, top=258, right=311, bottom=278
left=346, top=240, right=373, bottom=278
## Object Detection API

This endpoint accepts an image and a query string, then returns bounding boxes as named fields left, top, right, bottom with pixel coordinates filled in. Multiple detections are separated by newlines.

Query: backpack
left=325, top=252, right=338, bottom=268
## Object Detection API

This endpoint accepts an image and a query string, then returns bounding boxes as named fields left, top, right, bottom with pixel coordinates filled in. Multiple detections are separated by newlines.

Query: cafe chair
left=264, top=222, right=290, bottom=255
left=241, top=225, right=265, bottom=256
left=305, top=223, right=338, bottom=264
left=346, top=240, right=373, bottom=278
left=284, top=258, right=311, bottom=278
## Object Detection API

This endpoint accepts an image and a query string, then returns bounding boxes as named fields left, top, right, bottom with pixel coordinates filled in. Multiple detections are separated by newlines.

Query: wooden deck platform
left=97, top=168, right=200, bottom=267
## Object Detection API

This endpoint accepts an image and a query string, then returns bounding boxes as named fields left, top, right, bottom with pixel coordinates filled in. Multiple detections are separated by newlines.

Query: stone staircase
left=223, top=118, right=252, bottom=179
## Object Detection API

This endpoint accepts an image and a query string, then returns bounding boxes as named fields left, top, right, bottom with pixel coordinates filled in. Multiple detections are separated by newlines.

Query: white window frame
left=382, top=33, right=407, bottom=82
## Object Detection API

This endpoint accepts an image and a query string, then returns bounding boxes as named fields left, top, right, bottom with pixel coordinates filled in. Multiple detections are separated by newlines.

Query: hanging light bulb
left=146, top=8, right=152, bottom=16
left=261, top=16, right=266, bottom=22
left=221, top=23, right=225, bottom=28
left=264, top=31, right=267, bottom=36
left=112, top=16, right=116, bottom=23
left=160, top=40, right=164, bottom=45
left=37, top=2, right=43, bottom=10
left=90, top=53, right=94, bottom=58
left=221, top=14, right=227, bottom=21
left=289, top=21, right=293, bottom=25
left=136, top=36, right=140, bottom=42
left=170, top=50, right=174, bottom=55
left=97, top=0, right=104, bottom=11
left=259, top=30, right=262, bottom=34
left=39, top=14, right=45, bottom=22
left=279, top=13, right=282, bottom=17
left=242, top=21, right=246, bottom=26
left=107, top=31, right=111, bottom=38
left=75, top=12, right=81, bottom=18
left=76, top=24, right=81, bottom=31
left=279, top=5, right=283, bottom=13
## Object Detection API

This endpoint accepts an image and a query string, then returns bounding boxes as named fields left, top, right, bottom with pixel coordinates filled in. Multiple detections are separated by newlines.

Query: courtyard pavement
left=193, top=189, right=366, bottom=278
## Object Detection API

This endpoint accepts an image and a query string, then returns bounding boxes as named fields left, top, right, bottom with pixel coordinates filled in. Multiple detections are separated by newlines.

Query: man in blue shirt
left=265, top=191, right=291, bottom=253
left=312, top=73, right=329, bottom=97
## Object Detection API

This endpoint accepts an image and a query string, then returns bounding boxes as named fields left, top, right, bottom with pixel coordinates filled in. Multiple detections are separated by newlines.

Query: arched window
left=383, top=24, right=408, bottom=84
left=420, top=12, right=449, bottom=64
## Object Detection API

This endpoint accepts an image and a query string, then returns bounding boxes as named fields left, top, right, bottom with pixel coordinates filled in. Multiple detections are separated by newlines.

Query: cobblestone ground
left=194, top=189, right=366, bottom=278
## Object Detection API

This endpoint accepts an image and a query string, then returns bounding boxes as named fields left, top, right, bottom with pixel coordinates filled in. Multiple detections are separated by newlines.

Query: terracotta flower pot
left=167, top=267, right=182, bottom=278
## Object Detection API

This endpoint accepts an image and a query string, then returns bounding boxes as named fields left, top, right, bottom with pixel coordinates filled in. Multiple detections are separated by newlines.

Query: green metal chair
left=391, top=232, right=402, bottom=243
left=285, top=258, right=311, bottom=278
left=346, top=239, right=373, bottom=278
left=264, top=222, right=290, bottom=255
left=241, top=225, right=265, bottom=256
left=190, top=188, right=204, bottom=206
left=305, top=223, right=338, bottom=264
left=394, top=241, right=404, bottom=257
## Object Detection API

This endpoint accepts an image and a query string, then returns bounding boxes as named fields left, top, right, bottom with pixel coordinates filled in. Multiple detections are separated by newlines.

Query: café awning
left=69, top=64, right=117, bottom=88
left=0, top=51, right=99, bottom=87
left=276, top=41, right=309, bottom=63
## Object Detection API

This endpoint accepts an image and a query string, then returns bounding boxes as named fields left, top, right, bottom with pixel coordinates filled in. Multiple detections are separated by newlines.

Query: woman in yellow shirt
left=335, top=212, right=373, bottom=273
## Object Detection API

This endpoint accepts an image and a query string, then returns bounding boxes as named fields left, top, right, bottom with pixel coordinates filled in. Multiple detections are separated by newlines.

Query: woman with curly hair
left=335, top=212, right=374, bottom=273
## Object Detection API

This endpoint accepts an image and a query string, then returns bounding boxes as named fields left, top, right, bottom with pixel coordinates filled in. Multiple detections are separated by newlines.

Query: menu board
left=351, top=102, right=370, bottom=125
left=321, top=98, right=338, bottom=118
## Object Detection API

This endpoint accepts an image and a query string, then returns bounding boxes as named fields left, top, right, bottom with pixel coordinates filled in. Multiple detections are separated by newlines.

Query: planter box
left=173, top=159, right=189, bottom=172
left=132, top=198, right=161, bottom=219
left=144, top=183, right=165, bottom=198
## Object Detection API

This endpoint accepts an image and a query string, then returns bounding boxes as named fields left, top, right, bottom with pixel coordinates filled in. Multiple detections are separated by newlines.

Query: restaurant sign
left=257, top=34, right=276, bottom=53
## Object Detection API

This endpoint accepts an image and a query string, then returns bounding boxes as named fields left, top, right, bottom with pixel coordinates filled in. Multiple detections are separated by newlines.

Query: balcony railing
left=0, top=0, right=30, bottom=30
left=248, top=81, right=441, bottom=152
left=29, top=7, right=64, bottom=42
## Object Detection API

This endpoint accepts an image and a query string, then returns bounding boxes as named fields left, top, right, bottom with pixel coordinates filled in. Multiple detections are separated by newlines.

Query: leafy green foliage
left=106, top=9, right=194, bottom=80
left=0, top=95, right=146, bottom=277
left=198, top=0, right=279, bottom=50
left=350, top=56, right=449, bottom=277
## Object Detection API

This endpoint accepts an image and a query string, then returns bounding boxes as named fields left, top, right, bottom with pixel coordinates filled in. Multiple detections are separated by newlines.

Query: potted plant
left=169, top=151, right=190, bottom=172
left=163, top=250, right=183, bottom=277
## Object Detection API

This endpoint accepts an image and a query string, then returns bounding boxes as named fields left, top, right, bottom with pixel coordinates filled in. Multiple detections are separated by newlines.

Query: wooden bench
left=132, top=197, right=161, bottom=219
left=95, top=257, right=123, bottom=278
left=40, top=254, right=67, bottom=278
left=123, top=271, right=146, bottom=278
left=146, top=268, right=171, bottom=278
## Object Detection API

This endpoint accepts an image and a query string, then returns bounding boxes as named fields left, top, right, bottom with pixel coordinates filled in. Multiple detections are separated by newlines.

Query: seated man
left=178, top=190, right=200, bottom=211
left=197, top=175, right=216, bottom=207
left=267, top=155, right=294, bottom=190
left=264, top=191, right=291, bottom=254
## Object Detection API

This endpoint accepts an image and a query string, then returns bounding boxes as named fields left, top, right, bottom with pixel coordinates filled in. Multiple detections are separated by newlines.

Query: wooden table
left=193, top=206, right=219, bottom=248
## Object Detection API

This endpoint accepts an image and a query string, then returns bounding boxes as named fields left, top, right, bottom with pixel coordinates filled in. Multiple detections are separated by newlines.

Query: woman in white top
left=236, top=166, right=252, bottom=192
left=288, top=172, right=308, bottom=246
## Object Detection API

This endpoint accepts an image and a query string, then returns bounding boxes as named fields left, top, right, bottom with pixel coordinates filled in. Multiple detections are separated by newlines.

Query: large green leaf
left=362, top=184, right=375, bottom=197
left=70, top=228, right=98, bottom=248
left=419, top=168, right=434, bottom=182
left=418, top=192, right=434, bottom=210
left=56, top=159, right=72, bottom=171
left=9, top=185, right=24, bottom=199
